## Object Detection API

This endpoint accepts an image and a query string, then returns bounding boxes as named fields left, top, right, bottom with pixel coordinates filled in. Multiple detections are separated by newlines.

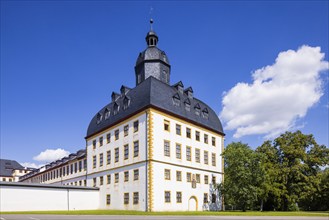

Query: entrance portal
left=188, top=196, right=197, bottom=211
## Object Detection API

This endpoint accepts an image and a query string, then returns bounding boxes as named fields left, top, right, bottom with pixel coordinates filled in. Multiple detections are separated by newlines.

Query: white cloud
left=20, top=162, right=43, bottom=169
left=220, top=45, right=328, bottom=138
left=33, top=148, right=70, bottom=162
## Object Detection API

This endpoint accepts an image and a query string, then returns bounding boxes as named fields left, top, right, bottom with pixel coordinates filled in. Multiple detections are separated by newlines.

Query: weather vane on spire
left=149, top=6, right=154, bottom=30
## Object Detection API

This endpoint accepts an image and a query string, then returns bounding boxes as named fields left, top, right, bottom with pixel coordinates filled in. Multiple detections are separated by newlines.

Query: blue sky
left=1, top=1, right=328, bottom=167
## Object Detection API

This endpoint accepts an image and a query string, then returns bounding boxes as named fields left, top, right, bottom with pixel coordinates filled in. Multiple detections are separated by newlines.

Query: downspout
left=145, top=110, right=148, bottom=212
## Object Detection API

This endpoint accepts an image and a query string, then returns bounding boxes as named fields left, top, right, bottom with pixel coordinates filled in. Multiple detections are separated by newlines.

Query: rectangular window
left=164, top=120, right=170, bottom=131
left=74, top=163, right=77, bottom=173
left=106, top=194, right=111, bottom=205
left=212, top=137, right=216, bottom=146
left=212, top=176, right=216, bottom=185
left=124, top=171, right=129, bottom=182
left=99, top=136, right=103, bottom=146
left=115, top=148, right=119, bottom=163
left=204, top=193, right=208, bottom=203
left=212, top=153, right=216, bottom=166
left=107, top=133, right=111, bottom=143
left=186, top=127, right=191, bottom=138
left=195, top=148, right=200, bottom=163
left=107, top=174, right=111, bottom=184
left=187, top=172, right=192, bottom=182
left=176, top=171, right=182, bottom=181
left=133, top=120, right=139, bottom=132
left=204, top=151, right=209, bottom=165
left=93, top=177, right=96, bottom=187
left=92, top=140, right=96, bottom=149
left=195, top=131, right=200, bottom=141
left=176, top=192, right=182, bottom=203
left=134, top=141, right=139, bottom=157
left=66, top=165, right=69, bottom=175
left=186, top=146, right=191, bottom=161
left=164, top=169, right=171, bottom=180
left=93, top=155, right=96, bottom=169
left=164, top=191, right=171, bottom=203
left=124, top=144, right=129, bottom=160
left=164, top=140, right=170, bottom=157
left=115, top=129, right=119, bottom=140
left=204, top=175, right=209, bottom=184
left=176, top=124, right=181, bottom=135
left=99, top=153, right=103, bottom=167
left=133, top=192, right=139, bottom=204
left=176, top=143, right=181, bottom=159
left=107, top=150, right=111, bottom=164
left=204, top=134, right=208, bottom=144
left=84, top=159, right=87, bottom=170
left=196, top=174, right=200, bottom=183
left=124, top=125, right=129, bottom=136
left=134, top=169, right=139, bottom=180
left=84, top=180, right=86, bottom=186
left=115, top=173, right=119, bottom=183
left=124, top=193, right=129, bottom=204
left=100, top=176, right=104, bottom=185
left=79, top=160, right=82, bottom=172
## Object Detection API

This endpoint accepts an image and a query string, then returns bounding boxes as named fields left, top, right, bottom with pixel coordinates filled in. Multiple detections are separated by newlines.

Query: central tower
left=135, top=19, right=171, bottom=85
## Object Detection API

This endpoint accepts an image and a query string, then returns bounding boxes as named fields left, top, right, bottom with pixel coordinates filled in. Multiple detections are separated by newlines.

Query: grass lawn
left=1, top=210, right=328, bottom=216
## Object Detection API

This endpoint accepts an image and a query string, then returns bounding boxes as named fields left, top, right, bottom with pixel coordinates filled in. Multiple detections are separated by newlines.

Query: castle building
left=0, top=159, right=34, bottom=182
left=19, top=21, right=225, bottom=211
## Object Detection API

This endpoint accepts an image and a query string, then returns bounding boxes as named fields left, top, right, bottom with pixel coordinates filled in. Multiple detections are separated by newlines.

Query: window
left=176, top=143, right=181, bottom=159
left=124, top=144, right=129, bottom=160
left=115, top=173, right=119, bottom=183
left=134, top=169, right=139, bottom=180
left=115, top=129, right=119, bottom=140
left=176, top=124, right=181, bottom=135
left=186, top=127, right=191, bottom=138
left=164, top=141, right=170, bottom=157
left=204, top=193, right=208, bottom=203
left=212, top=176, right=216, bottom=185
left=100, top=176, right=104, bottom=185
left=187, top=173, right=192, bottom=182
left=212, top=153, right=216, bottom=166
left=176, top=192, right=182, bottom=203
left=96, top=113, right=102, bottom=124
left=93, top=156, right=96, bottom=168
left=164, top=169, right=171, bottom=180
left=84, top=159, right=87, bottom=170
left=134, top=141, right=139, bottom=157
left=113, top=103, right=119, bottom=115
left=204, top=175, right=209, bottom=184
left=99, top=153, right=103, bottom=167
left=84, top=180, right=86, bottom=186
left=164, top=120, right=170, bottom=131
left=133, top=120, right=139, bottom=132
left=99, top=136, right=103, bottom=146
left=123, top=97, right=130, bottom=110
left=204, top=134, right=208, bottom=144
left=196, top=174, right=200, bottom=183
left=212, top=137, right=216, bottom=146
left=204, top=151, right=209, bottom=165
left=79, top=160, right=82, bottom=172
left=186, top=146, right=191, bottom=161
left=107, top=174, right=111, bottom=184
left=66, top=165, right=69, bottom=175
left=105, top=108, right=110, bottom=120
left=106, top=194, right=111, bottom=205
left=74, top=163, right=77, bottom=173
left=133, top=192, right=139, bottom=204
left=195, top=131, right=200, bottom=141
left=92, top=140, right=96, bottom=149
left=107, top=150, right=111, bottom=164
left=124, top=125, right=129, bottom=136
left=115, top=148, right=119, bottom=163
left=124, top=193, right=129, bottom=204
left=176, top=171, right=182, bottom=181
left=107, top=133, right=111, bottom=143
left=195, top=149, right=200, bottom=163
left=165, top=191, right=171, bottom=203
left=124, top=171, right=129, bottom=182
left=93, top=178, right=96, bottom=187
left=212, top=194, right=216, bottom=203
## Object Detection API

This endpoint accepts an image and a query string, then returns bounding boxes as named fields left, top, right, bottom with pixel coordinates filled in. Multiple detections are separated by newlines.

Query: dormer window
left=123, top=96, right=130, bottom=110
left=172, top=93, right=180, bottom=107
left=104, top=108, right=110, bottom=120
left=184, top=99, right=191, bottom=111
left=194, top=103, right=201, bottom=116
left=202, top=108, right=209, bottom=119
left=96, top=113, right=103, bottom=124
left=113, top=103, right=119, bottom=115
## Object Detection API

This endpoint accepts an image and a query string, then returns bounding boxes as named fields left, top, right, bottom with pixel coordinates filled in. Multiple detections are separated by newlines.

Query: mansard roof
left=86, top=77, right=224, bottom=138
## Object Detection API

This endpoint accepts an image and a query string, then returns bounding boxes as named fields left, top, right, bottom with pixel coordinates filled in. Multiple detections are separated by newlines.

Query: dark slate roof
left=136, top=46, right=170, bottom=66
left=0, top=159, right=24, bottom=177
left=86, top=77, right=224, bottom=138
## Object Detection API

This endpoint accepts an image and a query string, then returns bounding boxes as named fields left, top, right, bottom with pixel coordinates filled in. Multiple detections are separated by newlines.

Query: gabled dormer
left=120, top=85, right=131, bottom=95
left=123, top=96, right=131, bottom=110
left=173, top=81, right=184, bottom=94
left=172, top=93, right=181, bottom=106
left=184, top=87, right=193, bottom=99
left=111, top=92, right=120, bottom=102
